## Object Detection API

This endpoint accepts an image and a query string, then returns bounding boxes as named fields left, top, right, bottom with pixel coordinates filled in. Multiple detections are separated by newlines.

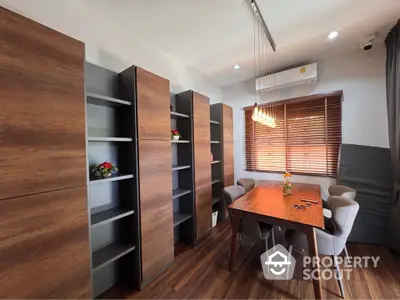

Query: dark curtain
left=385, top=20, right=400, bottom=254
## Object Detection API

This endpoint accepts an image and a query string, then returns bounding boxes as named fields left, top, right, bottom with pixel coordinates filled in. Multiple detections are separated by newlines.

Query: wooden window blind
left=245, top=93, right=342, bottom=177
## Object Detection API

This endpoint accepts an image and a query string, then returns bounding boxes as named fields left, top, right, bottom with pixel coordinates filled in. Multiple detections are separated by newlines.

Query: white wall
left=222, top=46, right=389, bottom=196
left=0, top=0, right=222, bottom=102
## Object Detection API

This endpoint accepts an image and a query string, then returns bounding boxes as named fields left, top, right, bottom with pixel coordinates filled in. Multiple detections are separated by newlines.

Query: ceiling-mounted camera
left=360, top=33, right=376, bottom=51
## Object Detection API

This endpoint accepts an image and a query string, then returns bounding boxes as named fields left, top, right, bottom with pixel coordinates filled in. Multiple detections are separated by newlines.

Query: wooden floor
left=103, top=222, right=400, bottom=299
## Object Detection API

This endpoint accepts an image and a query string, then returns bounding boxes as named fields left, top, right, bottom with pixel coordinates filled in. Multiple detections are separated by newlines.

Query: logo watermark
left=260, top=244, right=296, bottom=280
left=261, top=244, right=380, bottom=281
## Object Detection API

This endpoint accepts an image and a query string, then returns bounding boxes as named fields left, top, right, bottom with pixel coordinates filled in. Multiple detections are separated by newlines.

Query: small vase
left=172, top=135, right=180, bottom=140
left=102, top=173, right=112, bottom=178
left=283, top=188, right=292, bottom=196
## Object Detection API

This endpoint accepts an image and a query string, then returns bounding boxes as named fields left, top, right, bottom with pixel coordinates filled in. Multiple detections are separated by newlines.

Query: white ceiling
left=82, top=0, right=400, bottom=88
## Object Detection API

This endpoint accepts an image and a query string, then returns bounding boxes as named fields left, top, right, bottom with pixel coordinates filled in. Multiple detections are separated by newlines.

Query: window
left=245, top=92, right=342, bottom=177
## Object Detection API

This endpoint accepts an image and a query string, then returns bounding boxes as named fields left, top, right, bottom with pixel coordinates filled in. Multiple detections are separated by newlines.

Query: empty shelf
left=211, top=160, right=220, bottom=164
left=88, top=137, right=133, bottom=142
left=172, top=165, right=191, bottom=171
left=211, top=179, right=221, bottom=185
left=171, top=140, right=190, bottom=143
left=173, top=212, right=192, bottom=227
left=91, top=208, right=134, bottom=228
left=212, top=197, right=221, bottom=205
left=170, top=111, right=190, bottom=118
left=172, top=188, right=191, bottom=199
left=89, top=174, right=134, bottom=184
left=210, top=120, right=220, bottom=125
left=92, top=242, right=136, bottom=272
left=87, top=92, right=131, bottom=107
left=210, top=141, right=220, bottom=144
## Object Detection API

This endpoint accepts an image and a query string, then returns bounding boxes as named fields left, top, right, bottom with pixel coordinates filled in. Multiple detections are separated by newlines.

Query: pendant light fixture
left=249, top=0, right=276, bottom=128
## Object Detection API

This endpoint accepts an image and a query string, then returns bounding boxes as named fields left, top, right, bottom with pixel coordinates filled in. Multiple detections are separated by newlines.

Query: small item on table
left=282, top=171, right=292, bottom=196
left=301, top=198, right=319, bottom=204
left=293, top=202, right=311, bottom=210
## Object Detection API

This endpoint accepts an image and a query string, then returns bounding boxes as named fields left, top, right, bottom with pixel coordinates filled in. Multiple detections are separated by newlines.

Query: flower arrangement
left=282, top=171, right=292, bottom=196
left=171, top=129, right=181, bottom=140
left=91, top=161, right=118, bottom=178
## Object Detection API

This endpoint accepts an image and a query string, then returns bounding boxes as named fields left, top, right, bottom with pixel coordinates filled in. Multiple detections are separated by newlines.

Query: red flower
left=100, top=162, right=112, bottom=169
left=171, top=130, right=179, bottom=135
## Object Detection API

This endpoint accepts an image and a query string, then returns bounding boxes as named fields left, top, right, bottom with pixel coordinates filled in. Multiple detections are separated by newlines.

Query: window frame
left=244, top=90, right=343, bottom=178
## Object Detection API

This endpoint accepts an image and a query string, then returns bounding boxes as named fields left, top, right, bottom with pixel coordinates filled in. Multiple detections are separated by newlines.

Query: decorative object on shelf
left=91, top=161, right=118, bottom=178
left=282, top=171, right=292, bottom=196
left=170, top=105, right=173, bottom=111
left=210, top=152, right=214, bottom=161
left=171, top=129, right=181, bottom=140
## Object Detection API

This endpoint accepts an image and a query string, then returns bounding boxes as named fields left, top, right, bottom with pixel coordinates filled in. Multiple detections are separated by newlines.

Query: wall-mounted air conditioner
left=255, top=63, right=318, bottom=93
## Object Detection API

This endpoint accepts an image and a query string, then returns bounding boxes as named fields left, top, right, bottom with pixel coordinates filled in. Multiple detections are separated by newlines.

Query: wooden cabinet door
left=195, top=185, right=212, bottom=239
left=136, top=67, right=170, bottom=140
left=223, top=104, right=234, bottom=186
left=193, top=92, right=212, bottom=240
left=0, top=187, right=91, bottom=298
left=138, top=140, right=173, bottom=286
left=0, top=7, right=86, bottom=200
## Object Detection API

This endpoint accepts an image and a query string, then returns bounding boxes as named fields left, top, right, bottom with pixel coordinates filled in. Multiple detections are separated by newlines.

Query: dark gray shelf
left=91, top=208, right=134, bottom=228
left=89, top=174, right=134, bottom=184
left=173, top=212, right=192, bottom=227
left=211, top=160, right=220, bottom=164
left=211, top=141, right=220, bottom=144
left=212, top=197, right=221, bottom=205
left=92, top=242, right=136, bottom=272
left=210, top=120, right=220, bottom=125
left=171, top=140, right=190, bottom=144
left=170, top=111, right=189, bottom=119
left=172, top=188, right=192, bottom=199
left=211, top=179, right=221, bottom=185
left=172, top=165, right=191, bottom=171
left=88, top=137, right=133, bottom=142
left=87, top=92, right=131, bottom=107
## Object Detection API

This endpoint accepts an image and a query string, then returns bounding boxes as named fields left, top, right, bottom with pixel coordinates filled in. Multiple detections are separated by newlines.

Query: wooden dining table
left=228, top=180, right=324, bottom=299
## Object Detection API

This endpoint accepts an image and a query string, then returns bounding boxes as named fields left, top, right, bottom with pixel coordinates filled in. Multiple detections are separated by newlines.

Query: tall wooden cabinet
left=0, top=7, right=91, bottom=298
left=174, top=91, right=212, bottom=242
left=120, top=66, right=174, bottom=289
left=222, top=104, right=234, bottom=186
left=210, top=103, right=233, bottom=223
left=193, top=92, right=212, bottom=240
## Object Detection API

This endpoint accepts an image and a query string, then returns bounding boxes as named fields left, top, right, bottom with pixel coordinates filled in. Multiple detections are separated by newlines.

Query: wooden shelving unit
left=210, top=104, right=225, bottom=223
left=170, top=93, right=195, bottom=249
left=85, top=63, right=140, bottom=298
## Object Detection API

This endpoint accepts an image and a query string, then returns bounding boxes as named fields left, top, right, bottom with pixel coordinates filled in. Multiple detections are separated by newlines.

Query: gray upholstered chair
left=285, top=195, right=360, bottom=298
left=323, top=184, right=357, bottom=258
left=236, top=178, right=256, bottom=193
left=222, top=186, right=274, bottom=250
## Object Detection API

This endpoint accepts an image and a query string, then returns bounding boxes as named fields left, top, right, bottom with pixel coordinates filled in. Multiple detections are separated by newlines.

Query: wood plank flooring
left=102, top=222, right=400, bottom=299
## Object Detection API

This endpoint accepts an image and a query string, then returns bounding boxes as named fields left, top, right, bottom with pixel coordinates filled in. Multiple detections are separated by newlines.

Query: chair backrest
left=328, top=195, right=360, bottom=252
left=328, top=184, right=357, bottom=201
left=236, top=178, right=255, bottom=193
left=222, top=185, right=245, bottom=219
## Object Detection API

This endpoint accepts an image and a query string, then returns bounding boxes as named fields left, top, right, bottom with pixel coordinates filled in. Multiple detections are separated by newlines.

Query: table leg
left=306, top=227, right=323, bottom=299
left=228, top=212, right=240, bottom=271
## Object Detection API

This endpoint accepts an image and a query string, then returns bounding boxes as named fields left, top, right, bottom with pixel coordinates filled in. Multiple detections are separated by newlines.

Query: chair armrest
left=328, top=184, right=357, bottom=200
